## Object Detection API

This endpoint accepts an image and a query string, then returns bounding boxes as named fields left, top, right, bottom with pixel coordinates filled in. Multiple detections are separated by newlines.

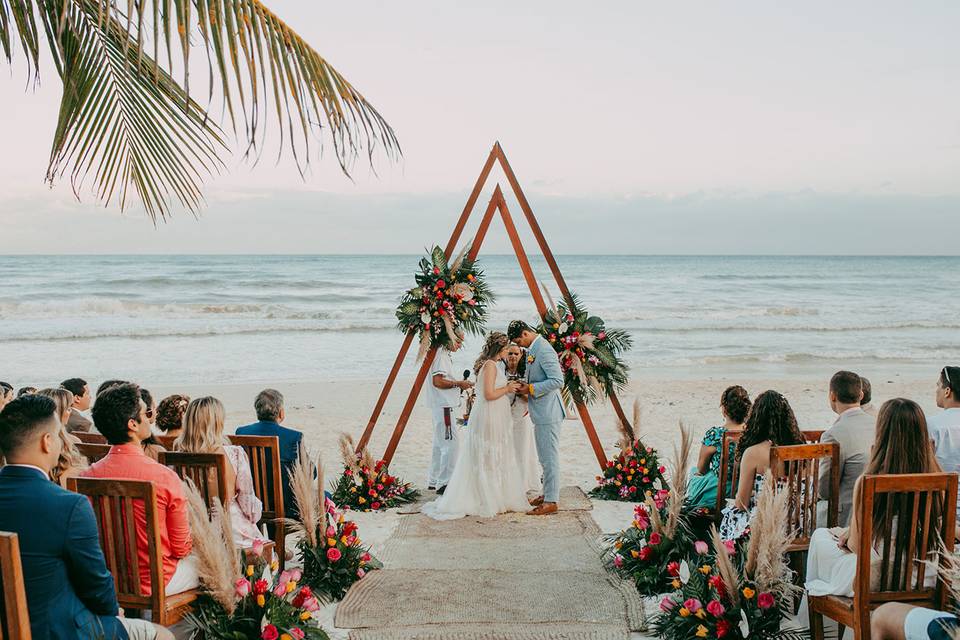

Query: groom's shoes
left=436, top=485, right=447, bottom=495
left=528, top=495, right=544, bottom=507
left=527, top=503, right=558, bottom=516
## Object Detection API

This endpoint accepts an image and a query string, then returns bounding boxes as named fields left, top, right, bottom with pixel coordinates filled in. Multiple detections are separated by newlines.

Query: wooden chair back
left=157, top=451, right=228, bottom=511
left=74, top=432, right=107, bottom=445
left=76, top=443, right=111, bottom=464
left=227, top=435, right=286, bottom=569
left=769, top=442, right=840, bottom=551
left=802, top=429, right=825, bottom=444
left=715, top=430, right=744, bottom=520
left=154, top=435, right=177, bottom=450
left=66, top=478, right=197, bottom=625
left=0, top=532, right=31, bottom=640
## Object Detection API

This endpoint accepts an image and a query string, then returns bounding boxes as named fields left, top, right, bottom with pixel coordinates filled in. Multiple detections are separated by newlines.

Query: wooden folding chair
left=809, top=472, right=958, bottom=640
left=157, top=451, right=228, bottom=511
left=76, top=443, right=111, bottom=464
left=802, top=429, right=826, bottom=444
left=0, top=531, right=31, bottom=640
left=227, top=435, right=287, bottom=569
left=770, top=442, right=840, bottom=552
left=67, top=478, right=198, bottom=626
left=74, top=432, right=107, bottom=445
left=715, top=430, right=744, bottom=522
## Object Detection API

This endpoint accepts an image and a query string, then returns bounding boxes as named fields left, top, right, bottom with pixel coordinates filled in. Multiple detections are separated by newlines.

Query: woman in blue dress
left=686, top=385, right=752, bottom=509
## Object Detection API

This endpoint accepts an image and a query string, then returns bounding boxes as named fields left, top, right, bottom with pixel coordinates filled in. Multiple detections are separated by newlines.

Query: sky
left=1, top=1, right=958, bottom=254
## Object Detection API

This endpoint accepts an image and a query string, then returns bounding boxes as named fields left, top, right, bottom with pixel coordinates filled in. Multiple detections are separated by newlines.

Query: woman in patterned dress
left=686, top=385, right=751, bottom=509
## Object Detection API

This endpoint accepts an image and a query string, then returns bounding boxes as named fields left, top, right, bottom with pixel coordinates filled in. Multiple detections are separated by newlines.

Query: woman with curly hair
left=36, top=387, right=88, bottom=485
left=155, top=393, right=190, bottom=438
left=719, top=389, right=803, bottom=540
left=686, top=385, right=752, bottom=509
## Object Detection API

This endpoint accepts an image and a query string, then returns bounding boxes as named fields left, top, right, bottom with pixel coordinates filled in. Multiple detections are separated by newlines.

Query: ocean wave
left=0, top=322, right=397, bottom=343
left=0, top=299, right=398, bottom=320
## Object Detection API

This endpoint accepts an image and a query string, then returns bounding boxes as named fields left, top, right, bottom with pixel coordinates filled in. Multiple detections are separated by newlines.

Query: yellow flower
left=630, top=550, right=639, bottom=559
left=699, top=564, right=711, bottom=574
left=286, top=581, right=296, bottom=593
left=695, top=609, right=706, bottom=619
left=358, top=497, right=366, bottom=504
left=327, top=537, right=337, bottom=547
left=271, top=560, right=278, bottom=571
left=338, top=514, right=345, bottom=523
left=553, top=323, right=559, bottom=329
left=349, top=486, right=357, bottom=493
left=640, top=458, right=646, bottom=465
left=695, top=624, right=708, bottom=637
left=644, top=490, right=652, bottom=497
left=300, top=611, right=312, bottom=621
left=256, top=594, right=265, bottom=607
left=679, top=607, right=690, bottom=617
left=281, top=635, right=292, bottom=640
left=614, top=481, right=622, bottom=487
left=245, top=565, right=254, bottom=576
left=743, top=587, right=755, bottom=599
left=671, top=578, right=681, bottom=589
left=341, top=535, right=350, bottom=545
left=616, top=464, right=622, bottom=470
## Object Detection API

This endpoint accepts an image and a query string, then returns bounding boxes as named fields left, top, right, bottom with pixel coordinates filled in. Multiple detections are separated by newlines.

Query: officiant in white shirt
left=427, top=336, right=472, bottom=494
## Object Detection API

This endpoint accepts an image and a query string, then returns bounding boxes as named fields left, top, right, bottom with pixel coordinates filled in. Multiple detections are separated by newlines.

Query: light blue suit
left=525, top=335, right=565, bottom=503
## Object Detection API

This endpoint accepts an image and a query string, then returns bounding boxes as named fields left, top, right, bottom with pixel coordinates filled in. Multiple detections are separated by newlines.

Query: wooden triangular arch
left=356, top=142, right=633, bottom=471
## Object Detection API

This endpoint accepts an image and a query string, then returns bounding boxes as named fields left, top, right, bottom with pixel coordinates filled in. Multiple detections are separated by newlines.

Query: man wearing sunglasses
left=930, top=367, right=960, bottom=503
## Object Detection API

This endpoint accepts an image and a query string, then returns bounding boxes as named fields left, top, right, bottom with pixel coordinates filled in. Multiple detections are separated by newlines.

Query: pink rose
left=659, top=597, right=676, bottom=612
left=302, top=595, right=320, bottom=612
left=234, top=578, right=251, bottom=598
left=757, top=592, right=775, bottom=609
left=327, top=548, right=342, bottom=562
left=357, top=568, right=366, bottom=578
left=261, top=625, right=279, bottom=640
left=613, top=554, right=624, bottom=568
left=683, top=598, right=702, bottom=613
left=723, top=540, right=736, bottom=555
left=289, top=629, right=305, bottom=640
left=325, top=525, right=336, bottom=538
left=251, top=539, right=265, bottom=558
left=649, top=532, right=662, bottom=545
left=694, top=541, right=709, bottom=555
left=706, top=600, right=725, bottom=617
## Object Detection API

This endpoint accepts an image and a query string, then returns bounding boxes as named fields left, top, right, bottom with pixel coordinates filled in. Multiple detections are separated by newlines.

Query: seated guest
left=0, top=394, right=173, bottom=639
left=82, top=383, right=197, bottom=596
left=17, top=386, right=37, bottom=397
left=687, top=385, right=752, bottom=509
left=819, top=370, right=875, bottom=526
left=96, top=379, right=130, bottom=397
left=37, top=387, right=88, bottom=484
left=872, top=602, right=958, bottom=640
left=860, top=375, right=878, bottom=417
left=236, top=389, right=304, bottom=519
left=804, top=399, right=942, bottom=604
left=0, top=381, right=14, bottom=411
left=176, top=396, right=268, bottom=548
left=719, top=390, right=803, bottom=540
left=139, top=387, right=165, bottom=461
left=61, top=377, right=93, bottom=432
left=155, top=393, right=190, bottom=439
left=930, top=366, right=960, bottom=514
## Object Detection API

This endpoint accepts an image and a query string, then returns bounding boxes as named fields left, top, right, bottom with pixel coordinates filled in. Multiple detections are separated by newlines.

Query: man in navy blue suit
left=0, top=394, right=172, bottom=640
left=236, top=389, right=304, bottom=519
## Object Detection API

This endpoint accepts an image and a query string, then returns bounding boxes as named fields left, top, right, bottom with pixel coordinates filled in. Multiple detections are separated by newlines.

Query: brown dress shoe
left=528, top=495, right=544, bottom=507
left=527, top=503, right=558, bottom=516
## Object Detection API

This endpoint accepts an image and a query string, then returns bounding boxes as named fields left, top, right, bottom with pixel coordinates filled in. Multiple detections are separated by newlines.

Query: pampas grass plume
left=338, top=433, right=361, bottom=476
left=664, top=421, right=693, bottom=539
left=744, top=471, right=798, bottom=600
left=286, top=444, right=322, bottom=548
left=709, top=525, right=740, bottom=606
left=184, top=481, right=239, bottom=614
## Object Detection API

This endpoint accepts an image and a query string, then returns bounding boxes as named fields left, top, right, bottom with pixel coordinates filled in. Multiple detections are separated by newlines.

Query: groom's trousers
left=533, top=418, right=562, bottom=504
left=428, top=406, right=459, bottom=488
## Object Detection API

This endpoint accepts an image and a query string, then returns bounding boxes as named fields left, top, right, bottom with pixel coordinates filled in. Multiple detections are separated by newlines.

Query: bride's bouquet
left=330, top=434, right=420, bottom=511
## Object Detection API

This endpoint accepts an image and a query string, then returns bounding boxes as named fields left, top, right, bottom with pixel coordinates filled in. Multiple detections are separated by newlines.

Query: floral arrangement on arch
left=590, top=400, right=669, bottom=501
left=536, top=290, right=632, bottom=406
left=330, top=434, right=420, bottom=511
left=181, top=484, right=330, bottom=640
left=285, top=448, right=383, bottom=601
left=396, top=245, right=494, bottom=360
left=653, top=473, right=804, bottom=640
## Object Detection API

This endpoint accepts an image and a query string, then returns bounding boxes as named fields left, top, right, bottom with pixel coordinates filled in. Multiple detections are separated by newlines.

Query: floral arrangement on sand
left=653, top=472, right=804, bottom=640
left=396, top=245, right=493, bottom=359
left=285, top=447, right=382, bottom=601
left=590, top=401, right=669, bottom=501
left=331, top=434, right=419, bottom=511
left=606, top=423, right=700, bottom=596
left=536, top=290, right=632, bottom=406
left=181, top=484, right=330, bottom=640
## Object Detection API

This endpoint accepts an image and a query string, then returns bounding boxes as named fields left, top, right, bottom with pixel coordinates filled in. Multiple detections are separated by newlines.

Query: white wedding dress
left=421, top=360, right=532, bottom=520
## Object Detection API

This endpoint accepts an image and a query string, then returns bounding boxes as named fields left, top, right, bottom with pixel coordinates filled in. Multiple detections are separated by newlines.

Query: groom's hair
left=507, top=320, right=532, bottom=340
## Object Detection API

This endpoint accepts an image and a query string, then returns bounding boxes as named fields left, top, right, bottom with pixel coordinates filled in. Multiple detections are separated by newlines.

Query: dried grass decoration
left=331, top=433, right=420, bottom=511
left=653, top=472, right=805, bottom=640
left=182, top=481, right=330, bottom=640
left=396, top=245, right=494, bottom=360
left=536, top=288, right=632, bottom=406
left=590, top=400, right=670, bottom=501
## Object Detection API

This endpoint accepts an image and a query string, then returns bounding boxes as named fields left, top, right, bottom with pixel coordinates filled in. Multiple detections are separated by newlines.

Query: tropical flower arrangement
left=396, top=245, right=493, bottom=360
left=331, top=434, right=420, bottom=511
left=653, top=473, right=804, bottom=640
left=590, top=401, right=669, bottom=501
left=284, top=448, right=382, bottom=601
left=536, top=290, right=632, bottom=406
left=181, top=484, right=330, bottom=640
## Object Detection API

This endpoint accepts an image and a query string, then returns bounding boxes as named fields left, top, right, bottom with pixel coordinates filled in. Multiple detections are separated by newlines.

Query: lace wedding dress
left=421, top=360, right=532, bottom=520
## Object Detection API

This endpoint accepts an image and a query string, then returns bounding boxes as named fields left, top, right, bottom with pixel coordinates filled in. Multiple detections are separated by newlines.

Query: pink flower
left=301, top=595, right=321, bottom=612
left=659, top=597, right=676, bottom=612
left=357, top=568, right=366, bottom=578
left=706, top=600, right=725, bottom=617
left=251, top=539, right=265, bottom=558
left=261, top=625, right=279, bottom=640
left=325, top=525, right=336, bottom=538
left=273, top=582, right=286, bottom=597
left=361, top=552, right=371, bottom=563
left=694, top=541, right=709, bottom=555
left=758, top=592, right=775, bottom=609
left=289, top=568, right=302, bottom=582
left=683, top=598, right=702, bottom=613
left=289, top=629, right=305, bottom=640
left=649, top=532, right=662, bottom=545
left=613, top=554, right=624, bottom=568
left=234, top=578, right=251, bottom=598
left=327, top=548, right=342, bottom=562
left=722, top=540, right=736, bottom=555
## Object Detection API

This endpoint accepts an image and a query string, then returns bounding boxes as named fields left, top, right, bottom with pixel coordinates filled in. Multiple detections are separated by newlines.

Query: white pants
left=428, top=406, right=459, bottom=488
left=165, top=555, right=200, bottom=595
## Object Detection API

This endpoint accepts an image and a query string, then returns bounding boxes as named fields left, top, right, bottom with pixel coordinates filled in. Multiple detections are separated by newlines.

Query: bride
left=421, top=332, right=533, bottom=520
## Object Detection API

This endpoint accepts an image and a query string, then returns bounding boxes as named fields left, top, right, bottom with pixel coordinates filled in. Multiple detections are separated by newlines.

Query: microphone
left=462, top=369, right=471, bottom=381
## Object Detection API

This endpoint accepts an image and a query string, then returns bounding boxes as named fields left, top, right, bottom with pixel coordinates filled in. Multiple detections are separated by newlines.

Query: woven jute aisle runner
left=335, top=487, right=644, bottom=640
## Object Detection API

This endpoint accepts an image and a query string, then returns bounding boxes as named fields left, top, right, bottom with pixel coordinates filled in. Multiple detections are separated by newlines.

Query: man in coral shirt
left=82, top=383, right=198, bottom=596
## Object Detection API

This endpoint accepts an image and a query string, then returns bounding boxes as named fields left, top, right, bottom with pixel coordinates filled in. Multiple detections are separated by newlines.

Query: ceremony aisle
left=334, top=487, right=646, bottom=639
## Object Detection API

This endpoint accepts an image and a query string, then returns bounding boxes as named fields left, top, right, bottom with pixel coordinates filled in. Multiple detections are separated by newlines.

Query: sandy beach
left=151, top=372, right=936, bottom=494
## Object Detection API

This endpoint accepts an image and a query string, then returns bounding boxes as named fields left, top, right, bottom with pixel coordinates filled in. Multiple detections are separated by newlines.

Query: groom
left=508, top=320, right=565, bottom=516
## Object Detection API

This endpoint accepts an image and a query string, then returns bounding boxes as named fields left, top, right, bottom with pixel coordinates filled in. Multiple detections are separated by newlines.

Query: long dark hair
left=474, top=332, right=510, bottom=375
left=735, top=390, right=803, bottom=467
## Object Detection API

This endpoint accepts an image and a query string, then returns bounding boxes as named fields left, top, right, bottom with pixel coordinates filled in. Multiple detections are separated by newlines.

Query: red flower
left=716, top=619, right=732, bottom=638
left=708, top=575, right=726, bottom=596
left=666, top=561, right=680, bottom=577
left=649, top=532, right=662, bottom=545
left=292, top=586, right=313, bottom=608
left=289, top=629, right=305, bottom=640
left=327, top=548, right=342, bottom=562
left=343, top=521, right=358, bottom=536
left=757, top=592, right=775, bottom=609
left=252, top=579, right=269, bottom=595
left=261, top=625, right=279, bottom=640
left=436, top=279, right=446, bottom=289
left=371, top=501, right=381, bottom=510
left=361, top=552, right=371, bottom=562
left=638, top=546, right=653, bottom=561
left=433, top=267, right=440, bottom=275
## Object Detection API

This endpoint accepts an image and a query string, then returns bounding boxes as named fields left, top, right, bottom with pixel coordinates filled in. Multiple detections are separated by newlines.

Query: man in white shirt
left=427, top=339, right=473, bottom=493
left=929, top=366, right=960, bottom=516
left=819, top=370, right=875, bottom=526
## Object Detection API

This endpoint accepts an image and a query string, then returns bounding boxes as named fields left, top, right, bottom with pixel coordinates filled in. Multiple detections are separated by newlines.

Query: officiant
left=427, top=333, right=473, bottom=494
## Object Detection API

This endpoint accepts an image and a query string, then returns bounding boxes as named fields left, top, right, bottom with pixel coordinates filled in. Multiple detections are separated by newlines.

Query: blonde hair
left=39, top=388, right=86, bottom=483
left=38, top=387, right=75, bottom=424
left=176, top=396, right=226, bottom=453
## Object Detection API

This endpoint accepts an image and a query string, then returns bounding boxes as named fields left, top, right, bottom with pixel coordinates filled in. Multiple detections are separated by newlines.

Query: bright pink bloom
left=234, top=578, right=251, bottom=598
left=683, top=598, right=702, bottom=613
left=327, top=548, right=342, bottom=562
left=325, top=525, right=336, bottom=538
left=659, top=597, right=676, bottom=612
left=289, top=629, right=305, bottom=640
left=613, top=554, right=624, bottom=568
left=261, top=625, right=279, bottom=640
left=667, top=561, right=680, bottom=577
left=706, top=600, right=725, bottom=617
left=357, top=568, right=366, bottom=578
left=694, top=541, right=709, bottom=555
left=638, top=546, right=653, bottom=561
left=758, top=592, right=775, bottom=609
left=251, top=539, right=265, bottom=558
left=723, top=540, right=736, bottom=555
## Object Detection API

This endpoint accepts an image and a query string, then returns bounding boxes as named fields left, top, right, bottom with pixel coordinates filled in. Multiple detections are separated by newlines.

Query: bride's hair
left=473, top=331, right=510, bottom=375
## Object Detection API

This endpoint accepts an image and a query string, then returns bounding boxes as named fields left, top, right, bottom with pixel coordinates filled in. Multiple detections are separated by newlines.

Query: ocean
left=0, top=255, right=957, bottom=387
